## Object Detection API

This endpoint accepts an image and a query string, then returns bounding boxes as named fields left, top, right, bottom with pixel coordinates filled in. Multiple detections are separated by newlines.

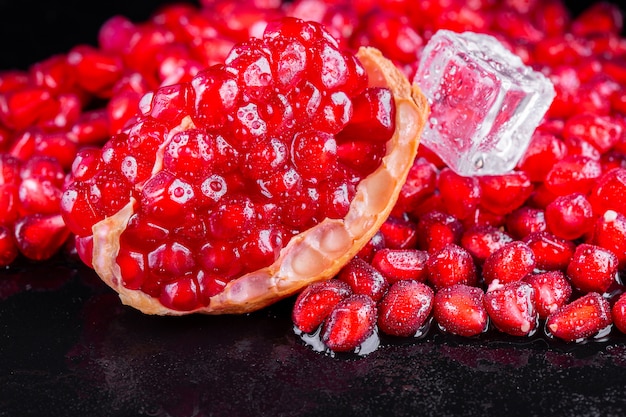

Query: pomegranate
left=60, top=17, right=429, bottom=315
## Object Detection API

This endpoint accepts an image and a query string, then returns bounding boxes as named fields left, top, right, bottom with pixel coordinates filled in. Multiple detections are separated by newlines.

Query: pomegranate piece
left=378, top=280, right=434, bottom=337
left=60, top=18, right=429, bottom=315
left=433, top=284, right=488, bottom=337
left=566, top=243, right=618, bottom=294
left=483, top=240, right=536, bottom=287
left=321, top=294, right=378, bottom=353
left=426, top=244, right=477, bottom=291
left=370, top=248, right=429, bottom=284
left=292, top=279, right=352, bottom=333
left=546, top=292, right=612, bottom=342
left=484, top=281, right=538, bottom=337
left=337, top=257, right=388, bottom=302
left=523, top=271, right=572, bottom=319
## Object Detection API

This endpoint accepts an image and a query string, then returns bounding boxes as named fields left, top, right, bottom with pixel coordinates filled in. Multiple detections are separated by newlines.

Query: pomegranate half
left=61, top=18, right=429, bottom=315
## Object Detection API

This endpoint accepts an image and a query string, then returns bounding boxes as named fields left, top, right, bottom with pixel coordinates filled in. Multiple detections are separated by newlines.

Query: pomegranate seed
left=611, top=292, right=626, bottom=334
left=370, top=248, right=429, bottom=284
left=13, top=213, right=71, bottom=261
left=523, top=231, right=576, bottom=271
left=393, top=157, right=437, bottom=215
left=460, top=225, right=513, bottom=265
left=292, top=279, right=353, bottom=333
left=378, top=215, right=418, bottom=250
left=321, top=294, right=378, bottom=353
left=589, top=167, right=626, bottom=216
left=566, top=243, right=618, bottom=294
left=482, top=241, right=536, bottom=287
left=337, top=257, right=389, bottom=302
left=378, top=280, right=434, bottom=337
left=544, top=192, right=595, bottom=241
left=505, top=206, right=546, bottom=239
left=437, top=168, right=480, bottom=220
left=571, top=2, right=624, bottom=36
left=546, top=292, right=612, bottom=342
left=523, top=271, right=572, bottom=319
left=544, top=154, right=602, bottom=196
left=478, top=171, right=533, bottom=216
left=484, top=281, right=538, bottom=337
left=517, top=131, right=567, bottom=182
left=415, top=210, right=463, bottom=253
left=67, top=45, right=125, bottom=96
left=590, top=209, right=626, bottom=269
left=426, top=243, right=477, bottom=291
left=563, top=112, right=623, bottom=154
left=0, top=225, right=18, bottom=266
left=433, top=284, right=488, bottom=337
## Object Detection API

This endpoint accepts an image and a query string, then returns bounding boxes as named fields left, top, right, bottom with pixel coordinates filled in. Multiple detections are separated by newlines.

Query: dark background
left=0, top=0, right=624, bottom=70
left=2, top=1, right=626, bottom=417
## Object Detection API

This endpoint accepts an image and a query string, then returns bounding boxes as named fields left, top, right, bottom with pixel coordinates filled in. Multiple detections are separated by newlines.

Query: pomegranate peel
left=84, top=45, right=428, bottom=315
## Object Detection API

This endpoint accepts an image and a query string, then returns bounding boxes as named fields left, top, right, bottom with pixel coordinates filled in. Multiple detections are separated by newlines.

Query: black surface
left=2, top=1, right=626, bottom=417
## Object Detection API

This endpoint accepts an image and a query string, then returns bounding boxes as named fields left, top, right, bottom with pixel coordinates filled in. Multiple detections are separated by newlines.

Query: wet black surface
left=2, top=1, right=626, bottom=416
left=2, top=257, right=626, bottom=417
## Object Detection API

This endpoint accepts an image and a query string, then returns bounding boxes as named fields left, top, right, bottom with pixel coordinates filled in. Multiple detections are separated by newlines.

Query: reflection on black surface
left=2, top=259, right=626, bottom=416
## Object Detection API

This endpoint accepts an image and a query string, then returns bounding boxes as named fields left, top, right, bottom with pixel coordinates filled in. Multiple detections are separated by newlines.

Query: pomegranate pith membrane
left=2, top=0, right=626, bottom=357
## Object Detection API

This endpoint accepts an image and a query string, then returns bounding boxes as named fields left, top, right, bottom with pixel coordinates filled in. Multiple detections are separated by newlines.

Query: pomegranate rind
left=89, top=46, right=429, bottom=315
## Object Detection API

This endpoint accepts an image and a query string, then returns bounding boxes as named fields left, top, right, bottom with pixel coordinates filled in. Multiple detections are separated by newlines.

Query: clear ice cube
left=413, top=30, right=556, bottom=176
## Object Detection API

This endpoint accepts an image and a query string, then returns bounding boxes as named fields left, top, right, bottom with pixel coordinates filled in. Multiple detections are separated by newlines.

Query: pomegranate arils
left=589, top=167, right=626, bottom=216
left=371, top=248, right=429, bottom=284
left=433, top=284, right=488, bottom=337
left=426, top=244, right=477, bottom=291
left=523, top=231, right=576, bottom=271
left=478, top=171, right=533, bottom=216
left=321, top=294, right=378, bottom=353
left=437, top=168, right=480, bottom=220
left=544, top=154, right=602, bottom=196
left=611, top=292, right=626, bottom=334
left=590, top=209, right=626, bottom=269
left=292, top=280, right=352, bottom=333
left=415, top=210, right=463, bottom=253
left=378, top=280, right=433, bottom=337
left=544, top=192, right=595, bottom=240
left=460, top=225, right=513, bottom=265
left=482, top=241, right=535, bottom=287
left=337, top=257, right=388, bottom=302
left=546, top=292, right=612, bottom=342
left=566, top=243, right=618, bottom=294
left=484, top=281, right=538, bottom=337
left=523, top=271, right=572, bottom=319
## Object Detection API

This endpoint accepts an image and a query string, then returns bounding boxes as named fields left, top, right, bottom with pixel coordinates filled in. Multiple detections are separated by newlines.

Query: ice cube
left=413, top=30, right=556, bottom=176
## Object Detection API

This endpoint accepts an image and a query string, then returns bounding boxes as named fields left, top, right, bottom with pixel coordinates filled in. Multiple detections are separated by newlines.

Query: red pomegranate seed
left=561, top=134, right=602, bottom=160
left=371, top=248, right=429, bottom=284
left=433, top=284, right=488, bottom=337
left=546, top=292, right=612, bottom=342
left=13, top=213, right=71, bottom=261
left=544, top=154, right=602, bottom=196
left=523, top=231, right=576, bottom=271
left=460, top=224, right=513, bottom=265
left=67, top=45, right=125, bottom=96
left=337, top=257, right=389, bottom=302
left=321, top=294, right=378, bottom=353
left=566, top=243, right=618, bottom=294
left=378, top=280, right=434, bottom=337
left=484, top=281, right=538, bottom=337
left=292, top=279, right=352, bottom=333
left=393, top=157, right=437, bottom=215
left=590, top=209, right=626, bottom=269
left=0, top=86, right=55, bottom=131
left=505, top=206, right=546, bottom=239
left=482, top=241, right=536, bottom=287
left=356, top=230, right=385, bottom=263
left=517, top=131, right=567, bottom=182
left=437, top=168, right=480, bottom=220
left=589, top=167, right=626, bottom=216
left=570, top=2, right=624, bottom=36
left=523, top=271, right=572, bottom=319
left=611, top=292, right=626, bottom=334
left=0, top=225, right=18, bottom=266
left=563, top=112, right=623, bottom=154
left=415, top=210, right=463, bottom=253
left=477, top=171, right=533, bottom=216
left=426, top=243, right=477, bottom=291
left=544, top=192, right=595, bottom=241
left=378, top=214, right=418, bottom=250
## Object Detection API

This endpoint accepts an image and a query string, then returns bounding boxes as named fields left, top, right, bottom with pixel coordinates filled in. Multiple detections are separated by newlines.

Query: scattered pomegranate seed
left=337, top=257, right=389, bottom=302
left=292, top=280, right=352, bottom=333
left=546, top=292, right=612, bottom=342
left=523, top=271, right=572, bottom=319
left=426, top=244, right=477, bottom=291
left=415, top=210, right=463, bottom=253
left=484, top=281, right=538, bottom=337
left=566, top=243, right=618, bottom=294
left=523, top=231, right=576, bottom=271
left=370, top=248, right=429, bottom=284
left=611, top=292, right=626, bottom=334
left=544, top=192, right=595, bottom=240
left=378, top=280, right=434, bottom=337
left=321, top=294, right=378, bottom=353
left=433, top=284, right=488, bottom=337
left=590, top=209, right=626, bottom=269
left=482, top=241, right=536, bottom=287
